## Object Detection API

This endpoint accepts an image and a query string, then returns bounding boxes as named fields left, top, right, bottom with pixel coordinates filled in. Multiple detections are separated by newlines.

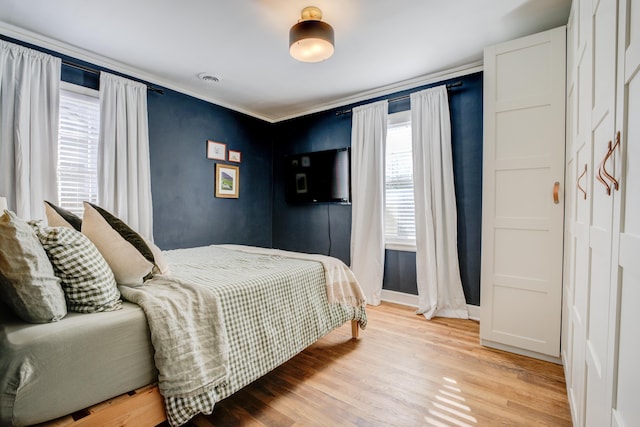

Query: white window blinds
left=385, top=111, right=415, bottom=248
left=57, top=84, right=100, bottom=217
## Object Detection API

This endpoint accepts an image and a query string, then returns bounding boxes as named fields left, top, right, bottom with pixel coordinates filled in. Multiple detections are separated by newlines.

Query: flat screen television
left=285, top=148, right=351, bottom=204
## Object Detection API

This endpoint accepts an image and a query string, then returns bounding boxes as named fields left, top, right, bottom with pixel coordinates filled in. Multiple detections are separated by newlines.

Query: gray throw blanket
left=119, top=276, right=229, bottom=426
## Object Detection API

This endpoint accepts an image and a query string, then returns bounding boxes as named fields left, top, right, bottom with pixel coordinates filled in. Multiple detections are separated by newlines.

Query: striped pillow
left=29, top=222, right=122, bottom=313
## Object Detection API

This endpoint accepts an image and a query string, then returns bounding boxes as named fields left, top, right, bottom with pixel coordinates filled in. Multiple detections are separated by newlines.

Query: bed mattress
left=0, top=245, right=366, bottom=426
left=0, top=302, right=156, bottom=426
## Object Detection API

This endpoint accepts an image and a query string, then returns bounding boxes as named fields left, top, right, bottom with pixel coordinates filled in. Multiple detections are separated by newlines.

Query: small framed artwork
left=295, top=173, right=308, bottom=194
left=228, top=150, right=242, bottom=163
left=215, top=164, right=240, bottom=198
left=207, top=140, right=226, bottom=160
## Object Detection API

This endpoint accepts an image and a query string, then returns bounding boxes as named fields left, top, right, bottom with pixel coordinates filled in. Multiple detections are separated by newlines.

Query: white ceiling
left=0, top=0, right=571, bottom=122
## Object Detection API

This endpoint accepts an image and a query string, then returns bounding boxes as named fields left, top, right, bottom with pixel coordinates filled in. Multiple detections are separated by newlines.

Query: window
left=57, top=83, right=100, bottom=217
left=385, top=110, right=415, bottom=249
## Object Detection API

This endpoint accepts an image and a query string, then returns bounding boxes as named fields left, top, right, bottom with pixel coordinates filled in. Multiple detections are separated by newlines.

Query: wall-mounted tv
left=285, top=148, right=351, bottom=204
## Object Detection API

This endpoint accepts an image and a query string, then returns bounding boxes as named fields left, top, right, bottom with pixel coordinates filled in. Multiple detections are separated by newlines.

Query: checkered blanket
left=126, top=246, right=367, bottom=426
left=119, top=275, right=229, bottom=426
left=220, top=244, right=367, bottom=307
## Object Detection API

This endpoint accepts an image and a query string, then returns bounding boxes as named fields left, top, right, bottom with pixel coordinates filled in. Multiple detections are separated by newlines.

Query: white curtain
left=0, top=40, right=60, bottom=220
left=99, top=72, right=154, bottom=240
left=350, top=100, right=388, bottom=305
left=411, top=86, right=468, bottom=320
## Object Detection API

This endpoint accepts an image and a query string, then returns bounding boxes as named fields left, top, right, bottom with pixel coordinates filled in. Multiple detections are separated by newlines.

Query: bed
left=0, top=244, right=367, bottom=426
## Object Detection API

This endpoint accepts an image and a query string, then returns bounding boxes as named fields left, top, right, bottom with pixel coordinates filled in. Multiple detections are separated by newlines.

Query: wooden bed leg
left=351, top=320, right=359, bottom=339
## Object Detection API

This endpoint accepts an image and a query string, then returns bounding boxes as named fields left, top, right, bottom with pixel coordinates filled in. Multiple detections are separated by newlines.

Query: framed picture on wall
left=228, top=150, right=242, bottom=163
left=207, top=140, right=226, bottom=160
left=215, top=164, right=239, bottom=198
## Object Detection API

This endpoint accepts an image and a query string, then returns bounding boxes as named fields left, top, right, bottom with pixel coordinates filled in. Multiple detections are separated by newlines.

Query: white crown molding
left=0, top=21, right=482, bottom=123
left=275, top=61, right=484, bottom=122
left=0, top=21, right=266, bottom=121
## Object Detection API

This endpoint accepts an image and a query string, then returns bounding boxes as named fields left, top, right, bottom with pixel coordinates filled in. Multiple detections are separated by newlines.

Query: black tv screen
left=285, top=148, right=351, bottom=204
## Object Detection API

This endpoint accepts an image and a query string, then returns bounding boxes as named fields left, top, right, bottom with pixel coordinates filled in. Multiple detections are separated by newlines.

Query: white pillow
left=81, top=202, right=155, bottom=285
left=0, top=210, right=67, bottom=322
left=44, top=201, right=82, bottom=231
left=146, top=237, right=171, bottom=276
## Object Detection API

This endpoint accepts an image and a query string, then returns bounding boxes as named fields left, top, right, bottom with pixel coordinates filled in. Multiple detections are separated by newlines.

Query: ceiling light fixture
left=289, top=6, right=334, bottom=63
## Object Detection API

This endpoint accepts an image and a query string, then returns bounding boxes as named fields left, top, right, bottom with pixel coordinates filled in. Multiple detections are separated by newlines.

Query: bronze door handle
left=553, top=181, right=560, bottom=204
left=577, top=164, right=587, bottom=200
left=596, top=142, right=613, bottom=195
left=601, top=131, right=620, bottom=191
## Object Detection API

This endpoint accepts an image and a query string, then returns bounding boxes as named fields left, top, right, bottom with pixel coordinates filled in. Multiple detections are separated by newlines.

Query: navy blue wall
left=272, top=72, right=483, bottom=305
left=2, top=34, right=482, bottom=304
left=147, top=90, right=273, bottom=249
left=272, top=108, right=354, bottom=263
left=1, top=35, right=274, bottom=251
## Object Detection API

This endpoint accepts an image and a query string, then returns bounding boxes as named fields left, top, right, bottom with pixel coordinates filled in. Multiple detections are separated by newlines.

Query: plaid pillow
left=29, top=221, right=122, bottom=313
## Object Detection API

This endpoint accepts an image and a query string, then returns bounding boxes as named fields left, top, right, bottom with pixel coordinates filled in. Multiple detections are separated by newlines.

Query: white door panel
left=611, top=1, right=640, bottom=420
left=567, top=14, right=593, bottom=415
left=481, top=27, right=566, bottom=359
left=585, top=2, right=617, bottom=420
left=611, top=1, right=640, bottom=425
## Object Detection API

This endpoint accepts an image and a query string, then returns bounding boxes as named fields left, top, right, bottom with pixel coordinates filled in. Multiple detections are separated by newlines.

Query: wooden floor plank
left=188, top=302, right=571, bottom=426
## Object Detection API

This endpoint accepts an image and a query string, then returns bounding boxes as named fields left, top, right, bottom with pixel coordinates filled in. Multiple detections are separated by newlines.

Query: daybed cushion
left=81, top=202, right=156, bottom=285
left=44, top=200, right=82, bottom=231
left=0, top=210, right=67, bottom=323
left=29, top=222, right=122, bottom=313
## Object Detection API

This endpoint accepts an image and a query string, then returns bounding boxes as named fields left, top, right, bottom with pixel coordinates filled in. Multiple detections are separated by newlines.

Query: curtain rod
left=62, top=60, right=165, bottom=94
left=335, top=80, right=463, bottom=116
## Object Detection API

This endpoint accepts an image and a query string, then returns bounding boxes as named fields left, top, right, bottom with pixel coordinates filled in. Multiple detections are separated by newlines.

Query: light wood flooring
left=186, top=302, right=571, bottom=427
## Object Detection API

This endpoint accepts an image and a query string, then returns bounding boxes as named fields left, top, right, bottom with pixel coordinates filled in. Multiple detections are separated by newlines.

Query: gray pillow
left=0, top=210, right=67, bottom=323
left=30, top=221, right=122, bottom=313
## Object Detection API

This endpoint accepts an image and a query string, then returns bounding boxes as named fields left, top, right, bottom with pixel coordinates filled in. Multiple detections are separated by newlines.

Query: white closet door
left=611, top=1, right=640, bottom=425
left=480, top=27, right=566, bottom=359
left=563, top=3, right=591, bottom=422
left=566, top=0, right=593, bottom=420
left=585, top=0, right=619, bottom=425
left=562, top=2, right=577, bottom=380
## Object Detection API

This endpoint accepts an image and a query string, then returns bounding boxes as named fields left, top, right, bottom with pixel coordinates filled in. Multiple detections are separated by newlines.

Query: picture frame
left=295, top=173, right=308, bottom=194
left=215, top=164, right=240, bottom=198
left=207, top=140, right=226, bottom=160
left=228, top=150, right=242, bottom=163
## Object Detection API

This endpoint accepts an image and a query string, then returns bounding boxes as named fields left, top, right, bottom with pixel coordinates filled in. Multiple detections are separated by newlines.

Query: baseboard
left=481, top=339, right=563, bottom=364
left=380, top=289, right=419, bottom=307
left=467, top=305, right=480, bottom=322
left=380, top=290, right=480, bottom=321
